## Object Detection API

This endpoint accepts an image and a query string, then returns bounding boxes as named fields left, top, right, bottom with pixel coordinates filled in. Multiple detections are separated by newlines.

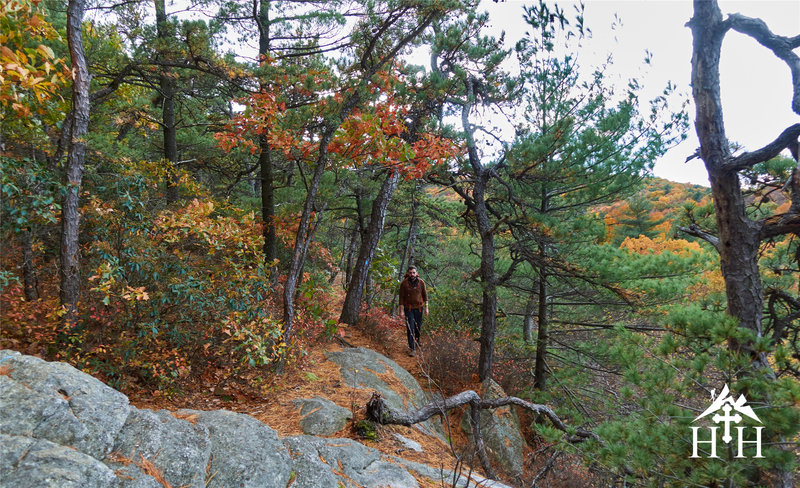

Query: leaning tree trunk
left=61, top=0, right=90, bottom=328
left=340, top=169, right=400, bottom=325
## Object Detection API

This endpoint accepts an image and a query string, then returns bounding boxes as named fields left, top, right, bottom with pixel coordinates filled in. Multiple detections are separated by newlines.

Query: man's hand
left=424, top=305, right=429, bottom=316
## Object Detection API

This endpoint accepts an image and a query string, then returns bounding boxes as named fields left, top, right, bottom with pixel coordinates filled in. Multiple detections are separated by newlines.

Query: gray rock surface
left=0, top=349, right=130, bottom=459
left=392, top=433, right=423, bottom=452
left=0, top=433, right=118, bottom=488
left=326, top=347, right=446, bottom=441
left=179, top=409, right=293, bottom=488
left=109, top=408, right=211, bottom=488
left=0, top=349, right=524, bottom=488
left=293, top=396, right=352, bottom=436
left=461, top=379, right=526, bottom=482
left=284, top=435, right=418, bottom=488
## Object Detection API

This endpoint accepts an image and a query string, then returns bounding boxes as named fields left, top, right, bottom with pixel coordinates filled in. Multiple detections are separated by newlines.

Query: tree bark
left=533, top=269, right=549, bottom=390
left=155, top=0, right=179, bottom=204
left=259, top=137, right=277, bottom=269
left=344, top=220, right=359, bottom=288
left=522, top=295, right=535, bottom=344
left=690, top=3, right=798, bottom=485
left=690, top=0, right=769, bottom=366
left=61, top=0, right=90, bottom=327
left=340, top=169, right=400, bottom=325
left=256, top=0, right=278, bottom=277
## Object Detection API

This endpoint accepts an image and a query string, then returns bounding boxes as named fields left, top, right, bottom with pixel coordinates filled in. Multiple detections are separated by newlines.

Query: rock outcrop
left=461, top=379, right=528, bottom=482
left=0, top=348, right=516, bottom=488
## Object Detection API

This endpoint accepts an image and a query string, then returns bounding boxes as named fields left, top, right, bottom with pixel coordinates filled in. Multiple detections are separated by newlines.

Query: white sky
left=481, top=0, right=800, bottom=186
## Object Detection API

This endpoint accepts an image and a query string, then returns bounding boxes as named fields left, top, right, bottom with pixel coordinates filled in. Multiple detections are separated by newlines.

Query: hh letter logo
left=690, top=384, right=763, bottom=459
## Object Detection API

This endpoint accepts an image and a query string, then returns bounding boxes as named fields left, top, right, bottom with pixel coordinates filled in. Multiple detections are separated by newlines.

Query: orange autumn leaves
left=0, top=0, right=69, bottom=118
left=215, top=69, right=460, bottom=179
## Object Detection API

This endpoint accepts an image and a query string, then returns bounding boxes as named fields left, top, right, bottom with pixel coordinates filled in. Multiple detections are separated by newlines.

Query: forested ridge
left=1, top=0, right=799, bottom=485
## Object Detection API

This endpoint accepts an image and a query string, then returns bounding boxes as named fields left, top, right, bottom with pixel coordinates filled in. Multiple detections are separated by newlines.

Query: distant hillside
left=598, top=176, right=712, bottom=245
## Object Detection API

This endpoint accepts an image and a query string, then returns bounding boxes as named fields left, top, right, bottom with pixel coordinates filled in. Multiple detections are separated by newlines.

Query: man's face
left=408, top=269, right=418, bottom=279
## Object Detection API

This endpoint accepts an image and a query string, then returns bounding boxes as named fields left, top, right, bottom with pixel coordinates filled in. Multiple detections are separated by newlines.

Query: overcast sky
left=481, top=0, right=800, bottom=186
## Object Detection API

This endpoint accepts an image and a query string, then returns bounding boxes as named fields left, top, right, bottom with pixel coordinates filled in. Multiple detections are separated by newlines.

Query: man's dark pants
left=405, top=307, right=422, bottom=351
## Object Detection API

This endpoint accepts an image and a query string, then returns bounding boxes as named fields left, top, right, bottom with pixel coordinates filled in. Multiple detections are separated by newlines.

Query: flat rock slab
left=284, top=435, right=418, bottom=488
left=109, top=408, right=210, bottom=488
left=0, top=433, right=118, bottom=488
left=0, top=350, right=130, bottom=459
left=293, top=396, right=352, bottom=436
left=177, top=409, right=292, bottom=488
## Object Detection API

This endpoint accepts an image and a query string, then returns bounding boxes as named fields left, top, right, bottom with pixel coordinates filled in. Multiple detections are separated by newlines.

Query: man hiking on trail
left=398, top=266, right=428, bottom=356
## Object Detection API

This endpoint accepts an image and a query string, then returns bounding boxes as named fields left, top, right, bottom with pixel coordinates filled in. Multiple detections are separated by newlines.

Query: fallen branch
left=366, top=390, right=596, bottom=441
left=365, top=390, right=600, bottom=479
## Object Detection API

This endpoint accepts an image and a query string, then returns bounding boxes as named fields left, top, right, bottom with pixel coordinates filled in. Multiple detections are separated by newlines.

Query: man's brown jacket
left=399, top=277, right=427, bottom=310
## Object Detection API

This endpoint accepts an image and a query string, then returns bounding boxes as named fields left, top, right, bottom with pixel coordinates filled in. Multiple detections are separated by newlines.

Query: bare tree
left=687, top=0, right=800, bottom=366
left=686, top=2, right=800, bottom=485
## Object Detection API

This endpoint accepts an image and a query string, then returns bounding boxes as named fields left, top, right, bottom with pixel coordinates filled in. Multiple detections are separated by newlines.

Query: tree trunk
left=22, top=228, right=38, bottom=301
left=155, top=0, right=179, bottom=204
left=461, top=84, right=498, bottom=382
left=533, top=269, right=548, bottom=390
left=340, top=169, right=400, bottom=325
left=280, top=134, right=334, bottom=371
left=690, top=0, right=769, bottom=368
left=257, top=0, right=277, bottom=277
left=344, top=221, right=359, bottom=288
left=691, top=3, right=795, bottom=485
left=523, top=294, right=535, bottom=344
left=259, top=136, right=277, bottom=270
left=61, top=0, right=90, bottom=327
left=475, top=172, right=497, bottom=382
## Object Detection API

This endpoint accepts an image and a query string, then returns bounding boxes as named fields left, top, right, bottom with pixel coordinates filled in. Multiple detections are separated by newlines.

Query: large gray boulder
left=326, top=347, right=446, bottom=441
left=284, top=435, right=418, bottom=488
left=293, top=396, right=352, bottom=436
left=0, top=349, right=130, bottom=459
left=178, top=409, right=293, bottom=488
left=461, top=379, right=527, bottom=482
left=0, top=349, right=524, bottom=488
left=109, top=408, right=211, bottom=488
left=0, top=433, right=118, bottom=488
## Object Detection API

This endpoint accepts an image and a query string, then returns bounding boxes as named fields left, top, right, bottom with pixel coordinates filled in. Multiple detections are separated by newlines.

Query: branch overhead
left=727, top=13, right=800, bottom=115
left=725, top=124, right=800, bottom=171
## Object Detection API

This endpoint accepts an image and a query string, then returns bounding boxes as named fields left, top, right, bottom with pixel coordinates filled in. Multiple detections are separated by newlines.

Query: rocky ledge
left=0, top=349, right=515, bottom=488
